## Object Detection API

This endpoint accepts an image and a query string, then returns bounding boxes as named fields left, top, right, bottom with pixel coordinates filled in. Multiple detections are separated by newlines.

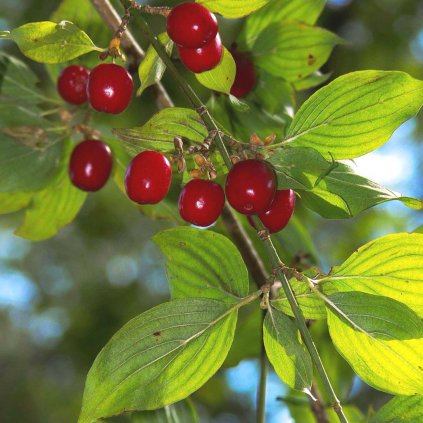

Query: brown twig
left=310, top=385, right=330, bottom=423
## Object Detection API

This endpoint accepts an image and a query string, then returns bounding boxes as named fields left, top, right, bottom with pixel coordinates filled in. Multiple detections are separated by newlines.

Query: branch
left=310, top=385, right=329, bottom=423
left=90, top=0, right=173, bottom=110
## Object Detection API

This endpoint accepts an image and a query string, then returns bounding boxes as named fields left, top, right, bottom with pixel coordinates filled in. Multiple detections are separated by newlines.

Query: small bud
left=177, top=157, right=186, bottom=173
left=194, top=154, right=207, bottom=167
left=250, top=133, right=264, bottom=145
left=189, top=169, right=203, bottom=179
left=109, top=37, right=121, bottom=50
left=174, top=137, right=184, bottom=152
left=231, top=155, right=241, bottom=164
left=208, top=169, right=218, bottom=179
left=264, top=134, right=276, bottom=145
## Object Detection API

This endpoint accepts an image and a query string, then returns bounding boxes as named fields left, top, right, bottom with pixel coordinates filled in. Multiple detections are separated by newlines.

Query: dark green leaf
left=78, top=298, right=238, bottom=422
left=286, top=71, right=423, bottom=159
left=153, top=227, right=249, bottom=303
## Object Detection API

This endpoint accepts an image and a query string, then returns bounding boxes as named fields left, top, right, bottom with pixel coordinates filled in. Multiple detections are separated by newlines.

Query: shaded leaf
left=369, top=395, right=423, bottom=423
left=153, top=227, right=249, bottom=304
left=286, top=71, right=423, bottom=159
left=78, top=298, right=238, bottom=422
left=264, top=308, right=313, bottom=391
left=326, top=292, right=423, bottom=395
left=113, top=108, right=208, bottom=155
left=293, top=71, right=332, bottom=91
left=137, top=33, right=173, bottom=97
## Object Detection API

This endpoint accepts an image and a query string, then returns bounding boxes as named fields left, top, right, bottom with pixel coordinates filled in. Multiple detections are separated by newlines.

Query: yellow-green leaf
left=197, top=0, right=270, bottom=18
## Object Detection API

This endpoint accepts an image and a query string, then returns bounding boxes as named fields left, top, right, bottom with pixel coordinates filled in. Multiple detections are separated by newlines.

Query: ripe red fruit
left=69, top=140, right=113, bottom=192
left=225, top=159, right=277, bottom=215
left=167, top=2, right=218, bottom=48
left=230, top=50, right=257, bottom=98
left=125, top=150, right=172, bottom=204
left=178, top=179, right=225, bottom=227
left=57, top=65, right=90, bottom=105
left=248, top=189, right=296, bottom=233
left=87, top=63, right=133, bottom=114
left=178, top=34, right=223, bottom=73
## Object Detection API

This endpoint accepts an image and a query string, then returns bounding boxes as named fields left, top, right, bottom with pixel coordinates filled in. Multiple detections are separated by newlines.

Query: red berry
left=69, top=140, right=113, bottom=192
left=225, top=159, right=277, bottom=215
left=87, top=63, right=133, bottom=114
left=230, top=50, right=257, bottom=98
left=248, top=189, right=296, bottom=233
left=178, top=179, right=225, bottom=227
left=178, top=34, right=223, bottom=73
left=167, top=2, right=218, bottom=48
left=57, top=65, right=90, bottom=105
left=125, top=151, right=172, bottom=204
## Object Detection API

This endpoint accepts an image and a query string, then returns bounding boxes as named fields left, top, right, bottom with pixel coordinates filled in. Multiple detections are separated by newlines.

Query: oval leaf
left=154, top=227, right=249, bottom=303
left=10, top=21, right=100, bottom=64
left=137, top=33, right=173, bottom=97
left=286, top=71, right=423, bottom=159
left=195, top=47, right=235, bottom=94
left=252, top=22, right=342, bottom=82
left=369, top=395, right=423, bottom=423
left=321, top=233, right=423, bottom=317
left=197, top=0, right=270, bottom=18
left=78, top=298, right=238, bottom=423
left=264, top=308, right=313, bottom=391
left=326, top=292, right=423, bottom=395
left=112, top=108, right=208, bottom=155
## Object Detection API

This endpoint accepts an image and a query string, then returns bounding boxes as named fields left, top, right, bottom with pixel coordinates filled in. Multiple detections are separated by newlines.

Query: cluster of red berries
left=167, top=2, right=223, bottom=73
left=125, top=152, right=295, bottom=234
left=58, top=62, right=134, bottom=191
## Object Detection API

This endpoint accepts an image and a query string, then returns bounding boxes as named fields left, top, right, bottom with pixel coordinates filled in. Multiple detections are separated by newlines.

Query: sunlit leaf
left=369, top=395, right=423, bottom=423
left=197, top=0, right=270, bottom=18
left=78, top=298, right=238, bottom=422
left=154, top=227, right=249, bottom=304
left=286, top=71, right=423, bottom=159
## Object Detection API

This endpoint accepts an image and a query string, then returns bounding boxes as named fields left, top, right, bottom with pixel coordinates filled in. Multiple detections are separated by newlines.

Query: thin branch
left=257, top=310, right=268, bottom=423
left=310, top=385, right=330, bottom=423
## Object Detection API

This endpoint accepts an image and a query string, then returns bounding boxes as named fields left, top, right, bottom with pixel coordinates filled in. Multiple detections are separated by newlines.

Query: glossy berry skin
left=87, top=63, right=133, bottom=114
left=248, top=189, right=296, bottom=233
left=178, top=34, right=223, bottom=73
left=225, top=159, right=277, bottom=215
left=125, top=150, right=172, bottom=204
left=178, top=179, right=225, bottom=227
left=167, top=2, right=218, bottom=48
left=230, top=50, right=257, bottom=98
left=69, top=140, right=113, bottom=192
left=57, top=65, right=90, bottom=105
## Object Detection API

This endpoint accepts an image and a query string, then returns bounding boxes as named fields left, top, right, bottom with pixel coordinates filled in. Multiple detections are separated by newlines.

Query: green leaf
left=252, top=22, right=341, bottom=82
left=228, top=94, right=250, bottom=112
left=326, top=292, right=423, bottom=395
left=126, top=399, right=198, bottom=423
left=0, top=31, right=11, bottom=39
left=137, top=33, right=173, bottom=97
left=9, top=21, right=101, bottom=64
left=195, top=47, right=236, bottom=94
left=263, top=308, right=313, bottom=391
left=153, top=227, right=249, bottom=304
left=288, top=403, right=365, bottom=423
left=78, top=298, right=238, bottom=423
left=241, top=0, right=327, bottom=49
left=320, top=233, right=423, bottom=318
left=197, top=0, right=270, bottom=18
left=292, top=71, right=332, bottom=91
left=286, top=71, right=423, bottom=159
left=369, top=395, right=423, bottom=423
left=272, top=278, right=327, bottom=320
left=269, top=147, right=422, bottom=218
left=15, top=144, right=87, bottom=241
left=113, top=108, right=208, bottom=155
left=0, top=192, right=32, bottom=214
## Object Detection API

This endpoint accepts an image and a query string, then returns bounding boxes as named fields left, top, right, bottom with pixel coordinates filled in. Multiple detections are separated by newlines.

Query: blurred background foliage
left=1, top=0, right=423, bottom=422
